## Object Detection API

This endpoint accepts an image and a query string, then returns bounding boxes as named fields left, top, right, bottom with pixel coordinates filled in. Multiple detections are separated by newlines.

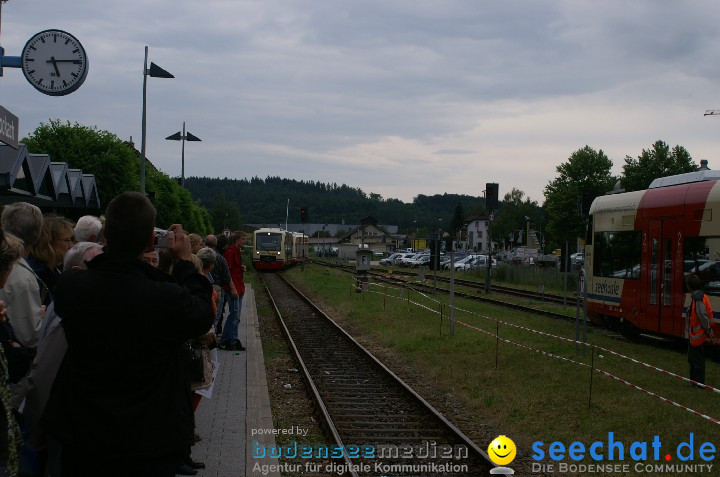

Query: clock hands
left=49, top=57, right=61, bottom=77
left=46, top=57, right=82, bottom=77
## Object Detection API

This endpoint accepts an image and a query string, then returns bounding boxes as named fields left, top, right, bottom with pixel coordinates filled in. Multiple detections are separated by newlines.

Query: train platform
left=189, top=283, right=280, bottom=477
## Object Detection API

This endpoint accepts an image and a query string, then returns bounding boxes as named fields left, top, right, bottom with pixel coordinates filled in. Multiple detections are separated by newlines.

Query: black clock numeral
left=63, top=80, right=68, bottom=87
left=38, top=78, right=44, bottom=85
left=72, top=48, right=79, bottom=54
left=40, top=37, right=45, bottom=44
left=51, top=80, right=55, bottom=89
left=29, top=45, right=36, bottom=51
left=65, top=39, right=70, bottom=45
left=25, top=58, right=34, bottom=62
left=71, top=72, right=78, bottom=78
left=53, top=34, right=57, bottom=43
left=28, top=70, right=35, bottom=75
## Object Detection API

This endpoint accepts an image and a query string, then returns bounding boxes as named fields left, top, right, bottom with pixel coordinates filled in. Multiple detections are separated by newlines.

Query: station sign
left=0, top=105, right=19, bottom=149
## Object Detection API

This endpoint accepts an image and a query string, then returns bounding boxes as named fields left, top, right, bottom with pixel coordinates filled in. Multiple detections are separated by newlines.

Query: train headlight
left=277, top=251, right=281, bottom=255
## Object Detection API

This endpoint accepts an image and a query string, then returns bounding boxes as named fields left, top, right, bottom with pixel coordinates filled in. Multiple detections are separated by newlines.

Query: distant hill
left=185, top=176, right=489, bottom=233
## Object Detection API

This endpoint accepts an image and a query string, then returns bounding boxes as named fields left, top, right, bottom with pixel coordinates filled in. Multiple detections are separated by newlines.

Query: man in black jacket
left=43, top=192, right=214, bottom=477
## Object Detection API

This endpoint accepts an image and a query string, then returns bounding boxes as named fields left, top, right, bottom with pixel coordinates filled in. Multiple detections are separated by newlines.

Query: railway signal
left=300, top=207, right=308, bottom=223
left=486, top=183, right=499, bottom=210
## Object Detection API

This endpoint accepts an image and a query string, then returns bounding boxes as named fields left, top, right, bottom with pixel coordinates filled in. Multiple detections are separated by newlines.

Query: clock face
left=21, top=29, right=89, bottom=96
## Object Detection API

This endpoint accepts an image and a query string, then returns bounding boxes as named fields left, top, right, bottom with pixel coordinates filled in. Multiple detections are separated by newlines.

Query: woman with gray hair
left=0, top=202, right=44, bottom=349
left=73, top=215, right=102, bottom=243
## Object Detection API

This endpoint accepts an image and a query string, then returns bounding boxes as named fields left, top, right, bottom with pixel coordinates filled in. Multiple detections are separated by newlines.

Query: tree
left=621, top=140, right=697, bottom=192
left=209, top=194, right=243, bottom=232
left=22, top=120, right=212, bottom=234
left=491, top=188, right=540, bottom=250
left=544, top=146, right=616, bottom=250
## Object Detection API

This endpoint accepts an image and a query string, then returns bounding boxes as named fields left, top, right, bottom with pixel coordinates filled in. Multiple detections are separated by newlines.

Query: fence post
left=588, top=345, right=595, bottom=408
left=495, top=321, right=500, bottom=370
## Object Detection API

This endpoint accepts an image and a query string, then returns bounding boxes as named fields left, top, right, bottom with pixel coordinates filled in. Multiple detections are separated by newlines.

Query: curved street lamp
left=140, top=46, right=174, bottom=194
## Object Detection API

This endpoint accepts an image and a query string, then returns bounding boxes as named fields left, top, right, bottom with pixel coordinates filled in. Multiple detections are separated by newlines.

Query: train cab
left=586, top=167, right=720, bottom=338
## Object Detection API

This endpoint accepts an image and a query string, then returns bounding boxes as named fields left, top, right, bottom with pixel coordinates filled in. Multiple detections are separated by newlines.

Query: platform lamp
left=140, top=46, right=174, bottom=194
left=166, top=122, right=201, bottom=187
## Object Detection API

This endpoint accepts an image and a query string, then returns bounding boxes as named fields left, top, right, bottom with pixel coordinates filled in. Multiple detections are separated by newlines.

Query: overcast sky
left=3, top=1, right=720, bottom=205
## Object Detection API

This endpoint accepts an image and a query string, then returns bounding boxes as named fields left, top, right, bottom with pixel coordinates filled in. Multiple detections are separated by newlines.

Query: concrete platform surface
left=190, top=283, right=280, bottom=477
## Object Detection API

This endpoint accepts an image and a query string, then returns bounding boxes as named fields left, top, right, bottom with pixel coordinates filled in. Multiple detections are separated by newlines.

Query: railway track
left=311, top=259, right=686, bottom=352
left=314, top=259, right=580, bottom=323
left=261, top=272, right=494, bottom=476
left=313, top=259, right=579, bottom=306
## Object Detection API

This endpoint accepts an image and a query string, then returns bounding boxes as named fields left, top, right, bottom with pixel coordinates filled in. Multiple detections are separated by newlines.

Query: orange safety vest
left=689, top=294, right=713, bottom=347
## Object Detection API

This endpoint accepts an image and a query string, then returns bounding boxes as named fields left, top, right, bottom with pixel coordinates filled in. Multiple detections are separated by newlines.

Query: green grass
left=279, top=263, right=720, bottom=474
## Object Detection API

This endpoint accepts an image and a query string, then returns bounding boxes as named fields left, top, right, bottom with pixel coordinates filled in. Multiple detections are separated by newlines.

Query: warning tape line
left=370, top=281, right=720, bottom=394
left=596, top=369, right=720, bottom=425
left=356, top=281, right=720, bottom=423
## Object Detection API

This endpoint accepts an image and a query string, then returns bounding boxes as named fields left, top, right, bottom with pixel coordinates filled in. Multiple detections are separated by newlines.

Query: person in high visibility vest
left=686, top=274, right=716, bottom=386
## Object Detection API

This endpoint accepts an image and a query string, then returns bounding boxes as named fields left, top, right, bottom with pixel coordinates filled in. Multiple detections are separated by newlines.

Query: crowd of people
left=0, top=193, right=247, bottom=477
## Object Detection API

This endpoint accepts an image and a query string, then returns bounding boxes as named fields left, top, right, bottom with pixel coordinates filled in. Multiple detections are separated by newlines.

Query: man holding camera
left=43, top=192, right=214, bottom=477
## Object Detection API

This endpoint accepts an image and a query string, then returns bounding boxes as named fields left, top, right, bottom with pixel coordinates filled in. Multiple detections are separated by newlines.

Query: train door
left=646, top=219, right=680, bottom=335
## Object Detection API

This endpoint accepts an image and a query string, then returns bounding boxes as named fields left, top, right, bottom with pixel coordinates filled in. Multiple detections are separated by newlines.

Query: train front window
left=684, top=236, right=720, bottom=296
left=257, top=234, right=282, bottom=251
left=593, top=230, right=642, bottom=279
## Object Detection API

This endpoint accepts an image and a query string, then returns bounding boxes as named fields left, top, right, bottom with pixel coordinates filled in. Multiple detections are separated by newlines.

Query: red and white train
left=251, top=228, right=309, bottom=271
left=585, top=166, right=720, bottom=339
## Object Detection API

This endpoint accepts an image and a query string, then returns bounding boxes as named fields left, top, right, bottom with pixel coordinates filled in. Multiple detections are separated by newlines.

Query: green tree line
left=18, top=120, right=701, bottom=251
left=21, top=120, right=213, bottom=234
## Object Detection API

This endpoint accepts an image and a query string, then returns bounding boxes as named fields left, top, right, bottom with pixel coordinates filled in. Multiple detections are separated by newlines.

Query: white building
left=464, top=215, right=492, bottom=253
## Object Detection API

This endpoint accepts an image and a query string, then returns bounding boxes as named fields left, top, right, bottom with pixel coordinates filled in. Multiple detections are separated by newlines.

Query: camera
left=154, top=228, right=170, bottom=248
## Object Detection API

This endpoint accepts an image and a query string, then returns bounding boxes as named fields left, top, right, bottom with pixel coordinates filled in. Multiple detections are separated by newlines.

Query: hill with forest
left=185, top=176, right=490, bottom=233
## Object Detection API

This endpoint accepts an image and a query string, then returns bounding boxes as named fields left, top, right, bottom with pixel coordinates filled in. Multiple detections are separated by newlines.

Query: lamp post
left=524, top=216, right=531, bottom=247
left=166, top=122, right=201, bottom=188
left=140, top=46, right=174, bottom=194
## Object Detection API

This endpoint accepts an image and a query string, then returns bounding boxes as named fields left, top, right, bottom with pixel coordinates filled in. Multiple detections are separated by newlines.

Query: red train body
left=585, top=168, right=720, bottom=338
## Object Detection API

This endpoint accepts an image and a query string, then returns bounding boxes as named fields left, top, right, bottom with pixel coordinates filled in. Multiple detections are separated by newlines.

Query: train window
left=684, top=236, right=720, bottom=296
left=257, top=234, right=282, bottom=251
left=593, top=231, right=642, bottom=280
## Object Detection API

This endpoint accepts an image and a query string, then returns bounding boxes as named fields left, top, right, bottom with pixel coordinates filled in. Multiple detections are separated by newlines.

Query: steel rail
left=259, top=272, right=360, bottom=477
left=262, top=271, right=495, bottom=474
left=273, top=272, right=494, bottom=471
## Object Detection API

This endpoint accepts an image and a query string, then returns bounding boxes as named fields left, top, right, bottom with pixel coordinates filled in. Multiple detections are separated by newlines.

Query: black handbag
left=185, top=341, right=205, bottom=383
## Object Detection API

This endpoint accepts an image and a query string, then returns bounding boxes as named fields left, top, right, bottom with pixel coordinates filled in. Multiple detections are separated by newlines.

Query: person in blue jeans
left=220, top=232, right=245, bottom=351
left=204, top=234, right=234, bottom=336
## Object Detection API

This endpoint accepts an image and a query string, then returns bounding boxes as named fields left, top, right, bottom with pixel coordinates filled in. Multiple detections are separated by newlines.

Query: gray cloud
left=2, top=0, right=720, bottom=205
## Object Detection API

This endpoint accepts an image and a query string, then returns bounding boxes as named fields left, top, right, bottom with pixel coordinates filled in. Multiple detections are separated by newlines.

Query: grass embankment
left=283, top=263, right=720, bottom=475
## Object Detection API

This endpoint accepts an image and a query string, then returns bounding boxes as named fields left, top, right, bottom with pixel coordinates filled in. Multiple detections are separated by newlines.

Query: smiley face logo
left=487, top=435, right=516, bottom=466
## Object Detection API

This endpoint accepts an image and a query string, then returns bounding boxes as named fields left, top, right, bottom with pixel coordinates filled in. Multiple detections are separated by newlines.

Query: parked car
left=453, top=254, right=481, bottom=270
left=441, top=253, right=468, bottom=269
left=404, top=253, right=430, bottom=268
left=380, top=253, right=403, bottom=266
left=398, top=253, right=423, bottom=267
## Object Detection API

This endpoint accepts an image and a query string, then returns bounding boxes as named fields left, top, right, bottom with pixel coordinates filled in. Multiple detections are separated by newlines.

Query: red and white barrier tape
left=596, top=368, right=720, bottom=425
left=360, top=282, right=720, bottom=423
